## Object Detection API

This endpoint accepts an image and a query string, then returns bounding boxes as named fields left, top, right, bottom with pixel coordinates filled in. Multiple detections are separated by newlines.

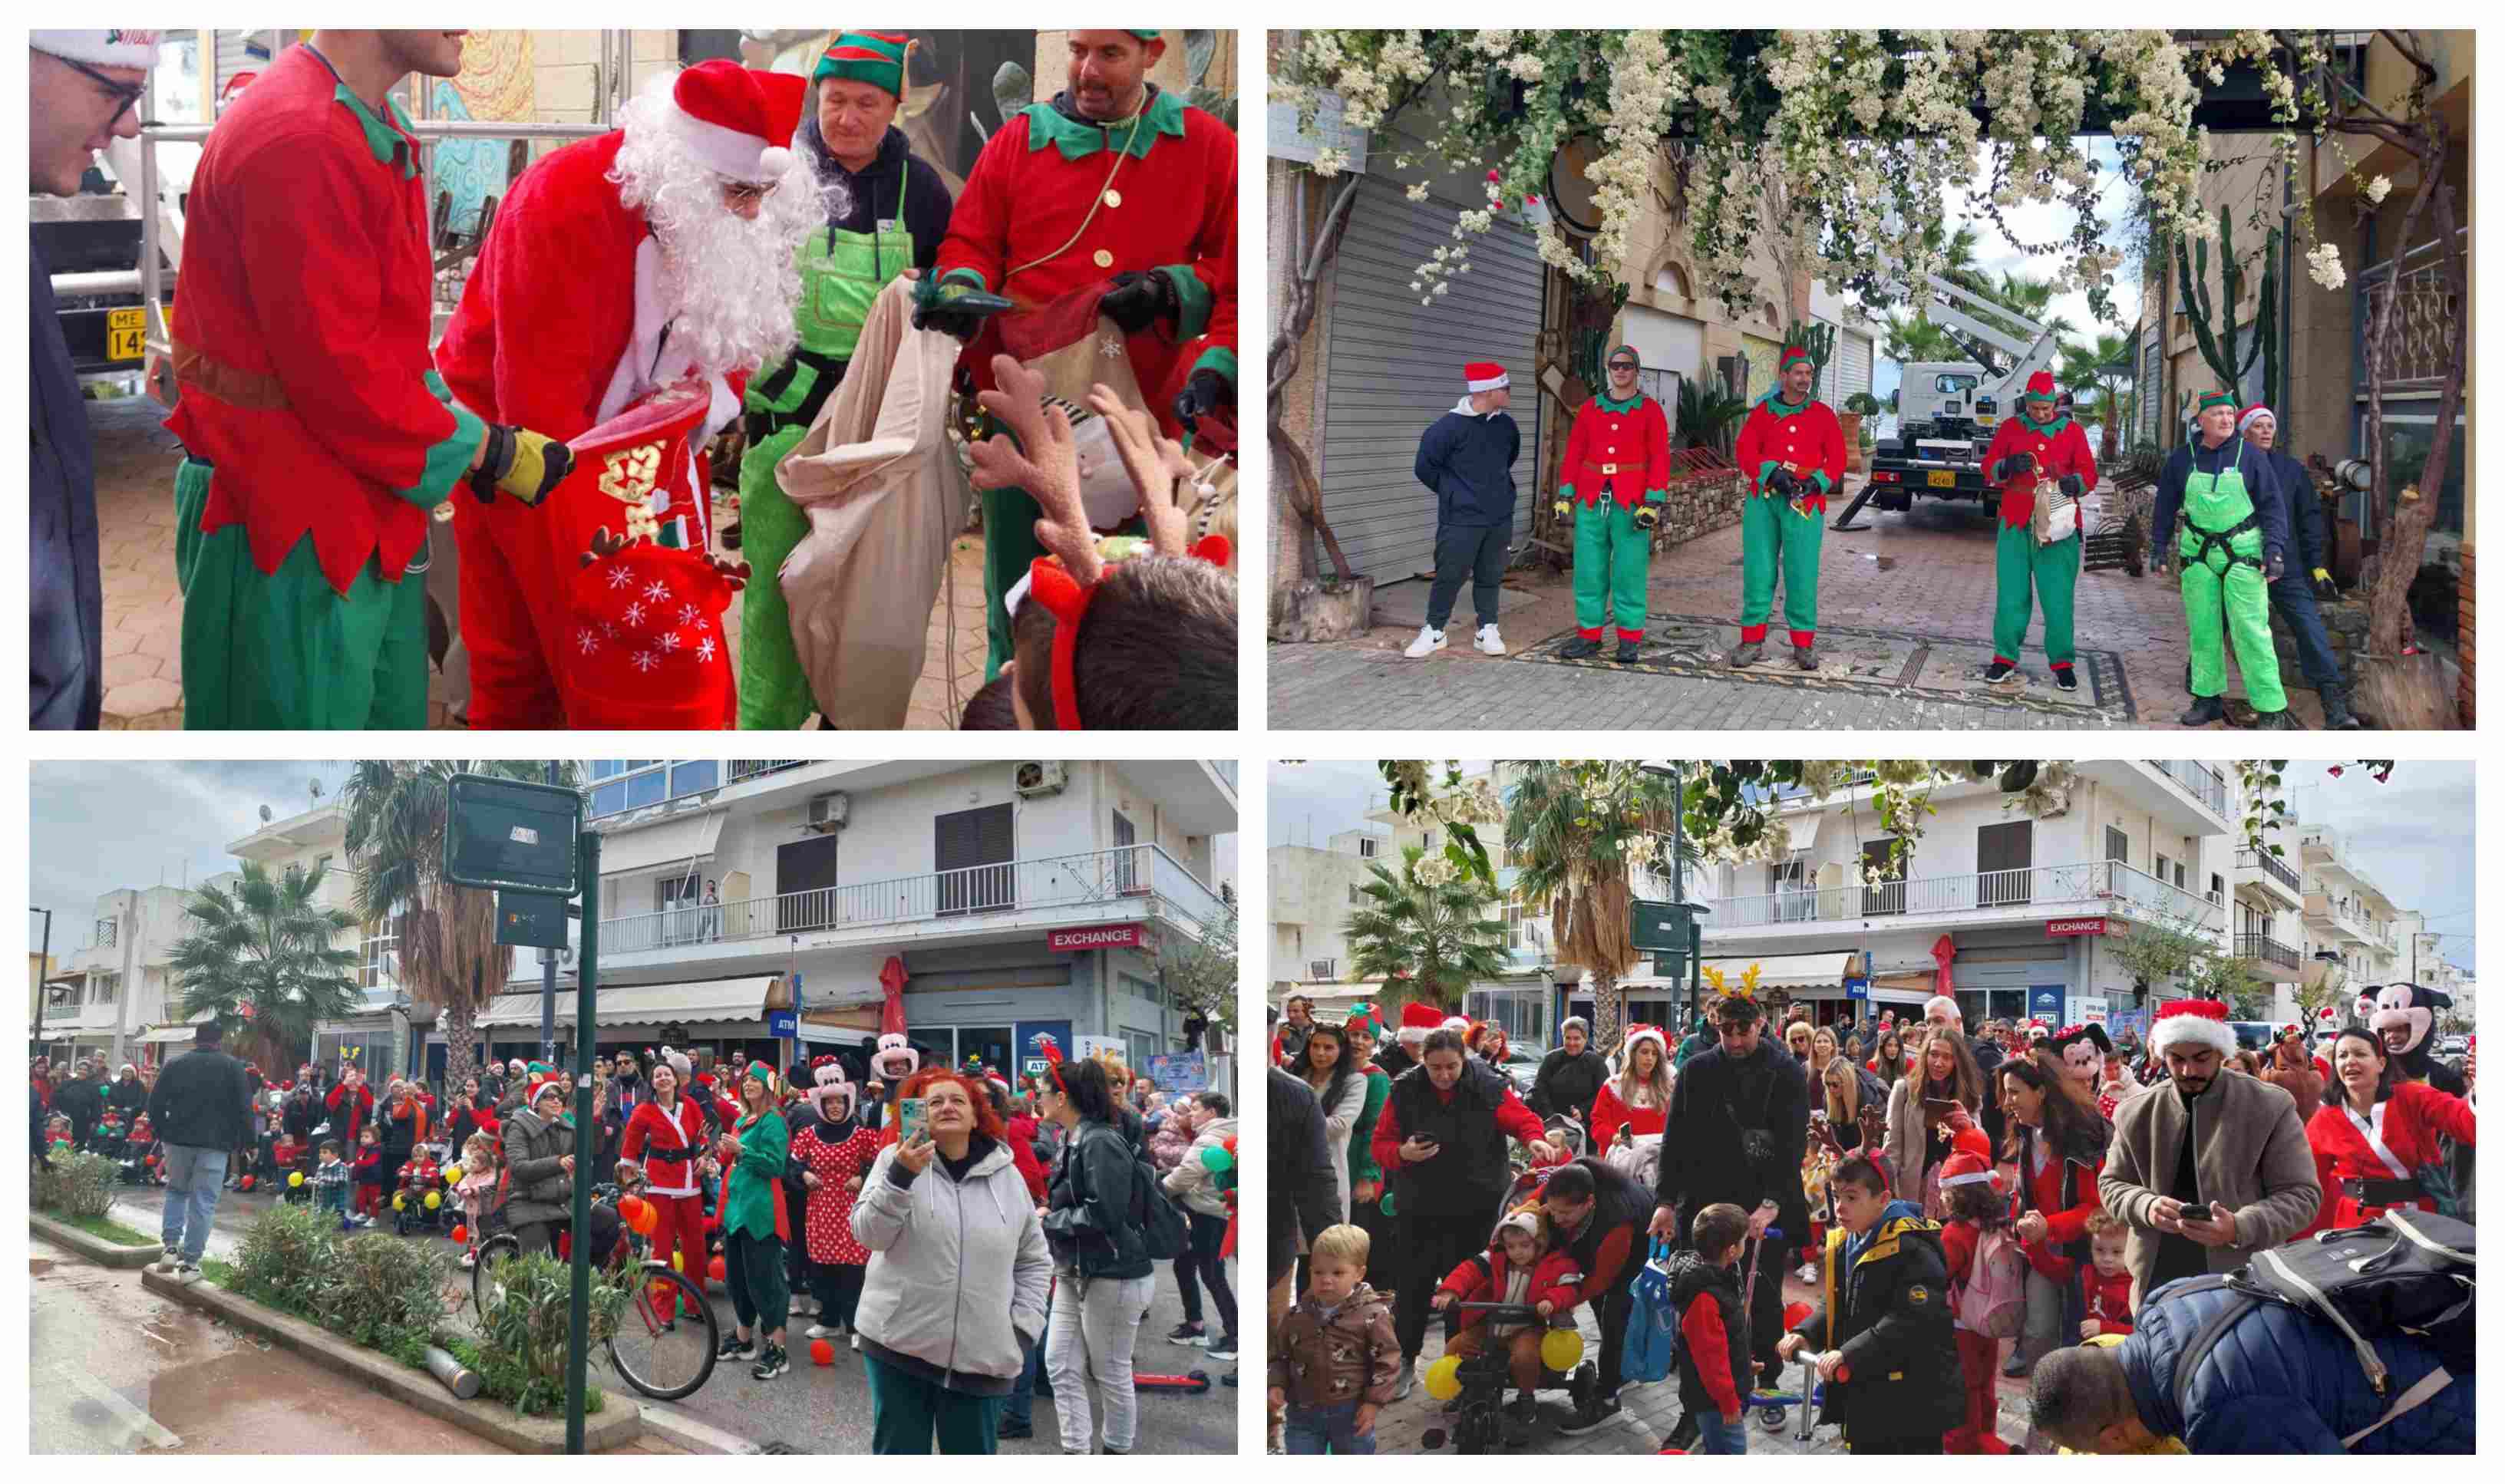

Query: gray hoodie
left=1161, top=1115, right=1239, bottom=1219
left=852, top=1136, right=1051, bottom=1389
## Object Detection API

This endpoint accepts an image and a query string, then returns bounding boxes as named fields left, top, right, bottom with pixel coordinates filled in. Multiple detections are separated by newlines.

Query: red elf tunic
left=2301, top=1082, right=2477, bottom=1233
left=933, top=84, right=1235, bottom=412
left=1734, top=396, right=1847, bottom=510
left=1980, top=412, right=2098, bottom=530
left=1561, top=394, right=1672, bottom=511
left=789, top=1121, right=881, bottom=1265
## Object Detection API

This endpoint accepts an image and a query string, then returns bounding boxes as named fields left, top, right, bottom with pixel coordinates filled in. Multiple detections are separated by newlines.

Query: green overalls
left=734, top=161, right=916, bottom=730
left=2177, top=440, right=2287, bottom=712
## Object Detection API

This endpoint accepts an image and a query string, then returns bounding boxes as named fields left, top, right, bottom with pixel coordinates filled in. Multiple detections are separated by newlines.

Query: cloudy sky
left=1269, top=760, right=2474, bottom=973
left=31, top=761, right=1237, bottom=959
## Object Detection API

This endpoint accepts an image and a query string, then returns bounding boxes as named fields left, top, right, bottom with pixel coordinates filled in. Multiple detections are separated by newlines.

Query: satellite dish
left=259, top=804, right=272, bottom=823
left=309, top=780, right=325, bottom=800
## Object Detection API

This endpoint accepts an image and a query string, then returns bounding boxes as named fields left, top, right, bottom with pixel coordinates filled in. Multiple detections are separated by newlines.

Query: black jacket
left=1668, top=1249, right=1754, bottom=1420
left=1269, top=1067, right=1342, bottom=1284
left=31, top=239, right=103, bottom=730
left=107, top=1075, right=148, bottom=1119
left=1373, top=1044, right=1417, bottom=1083
left=1790, top=1204, right=1962, bottom=1443
left=145, top=1046, right=253, bottom=1153
left=1657, top=1040, right=1810, bottom=1242
left=1415, top=405, right=1521, bottom=528
left=2256, top=445, right=2328, bottom=572
left=1553, top=1156, right=1652, bottom=1298
left=1387, top=1054, right=1517, bottom=1224
left=1530, top=1047, right=1609, bottom=1125
left=1043, top=1119, right=1151, bottom=1280
left=2152, top=434, right=2292, bottom=569
left=1971, top=1038, right=2005, bottom=1149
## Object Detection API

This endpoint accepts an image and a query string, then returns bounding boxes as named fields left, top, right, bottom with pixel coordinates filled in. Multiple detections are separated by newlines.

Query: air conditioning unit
left=1016, top=761, right=1068, bottom=798
left=806, top=792, right=850, bottom=833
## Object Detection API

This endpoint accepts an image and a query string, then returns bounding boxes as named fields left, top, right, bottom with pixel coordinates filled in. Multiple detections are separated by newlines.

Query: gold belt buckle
left=1599, top=463, right=1620, bottom=475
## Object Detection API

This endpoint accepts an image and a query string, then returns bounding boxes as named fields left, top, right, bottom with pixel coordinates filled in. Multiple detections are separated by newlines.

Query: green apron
left=2176, top=443, right=2286, bottom=712
left=737, top=161, right=916, bottom=730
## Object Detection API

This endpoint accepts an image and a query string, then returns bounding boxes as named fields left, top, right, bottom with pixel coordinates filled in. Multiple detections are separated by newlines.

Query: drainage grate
left=759, top=1442, right=804, bottom=1454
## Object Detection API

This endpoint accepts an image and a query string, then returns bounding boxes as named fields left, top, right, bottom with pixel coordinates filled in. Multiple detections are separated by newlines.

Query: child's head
left=2086, top=1209, right=2129, bottom=1277
left=957, top=674, right=1019, bottom=730
left=1829, top=1153, right=1893, bottom=1235
left=318, top=1139, right=342, bottom=1162
left=359, top=1127, right=377, bottom=1146
left=614, top=1159, right=645, bottom=1189
left=1494, top=1207, right=1549, bottom=1269
left=1007, top=555, right=1236, bottom=729
left=1305, top=1222, right=1371, bottom=1307
left=1691, top=1202, right=1750, bottom=1267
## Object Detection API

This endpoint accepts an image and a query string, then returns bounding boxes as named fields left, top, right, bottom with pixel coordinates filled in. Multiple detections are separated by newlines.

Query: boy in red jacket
left=1431, top=1208, right=1585, bottom=1420
left=2078, top=1211, right=2134, bottom=1340
left=1668, top=1203, right=1754, bottom=1454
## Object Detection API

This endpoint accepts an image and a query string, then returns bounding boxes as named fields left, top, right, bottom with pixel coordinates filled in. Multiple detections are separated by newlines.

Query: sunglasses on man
left=64, top=56, right=147, bottom=130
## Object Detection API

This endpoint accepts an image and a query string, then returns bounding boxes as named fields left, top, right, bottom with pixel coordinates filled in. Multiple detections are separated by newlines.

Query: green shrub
left=315, top=1232, right=451, bottom=1354
left=469, top=1248, right=629, bottom=1417
left=231, top=1202, right=343, bottom=1314
left=35, top=1148, right=120, bottom=1219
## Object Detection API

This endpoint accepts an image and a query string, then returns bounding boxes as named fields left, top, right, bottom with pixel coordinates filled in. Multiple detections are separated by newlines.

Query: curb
left=141, top=1269, right=644, bottom=1453
left=31, top=1210, right=162, bottom=1268
left=637, top=1402, right=758, bottom=1454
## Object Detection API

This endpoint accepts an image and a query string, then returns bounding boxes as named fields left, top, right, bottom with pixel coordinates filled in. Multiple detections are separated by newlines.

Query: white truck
left=1834, top=272, right=2065, bottom=527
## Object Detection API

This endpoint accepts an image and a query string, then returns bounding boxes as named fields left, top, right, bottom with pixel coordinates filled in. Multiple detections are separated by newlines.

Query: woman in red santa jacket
left=2302, top=1024, right=2476, bottom=1235
left=1996, top=1056, right=2106, bottom=1378
left=326, top=1067, right=375, bottom=1148
left=622, top=1056, right=710, bottom=1314
left=1588, top=1024, right=1672, bottom=1154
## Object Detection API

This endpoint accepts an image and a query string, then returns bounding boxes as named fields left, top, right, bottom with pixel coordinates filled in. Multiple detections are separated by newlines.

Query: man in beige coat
left=2097, top=998, right=2319, bottom=1308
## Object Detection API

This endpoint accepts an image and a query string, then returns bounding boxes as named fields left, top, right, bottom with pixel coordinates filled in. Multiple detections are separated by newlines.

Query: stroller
left=269, top=1133, right=312, bottom=1202
left=1420, top=1165, right=1601, bottom=1455
left=116, top=1116, right=164, bottom=1186
left=391, top=1143, right=456, bottom=1235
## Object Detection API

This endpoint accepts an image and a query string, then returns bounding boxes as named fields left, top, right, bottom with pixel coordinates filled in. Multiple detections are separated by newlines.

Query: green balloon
left=1200, top=1143, right=1234, bottom=1174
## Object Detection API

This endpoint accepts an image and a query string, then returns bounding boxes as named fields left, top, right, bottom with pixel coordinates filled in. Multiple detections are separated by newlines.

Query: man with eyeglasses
left=1554, top=347, right=1671, bottom=664
left=31, top=31, right=159, bottom=729
left=439, top=59, right=819, bottom=728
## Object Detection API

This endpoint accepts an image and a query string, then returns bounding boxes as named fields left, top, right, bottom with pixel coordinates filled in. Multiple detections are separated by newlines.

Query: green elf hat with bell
left=815, top=31, right=909, bottom=97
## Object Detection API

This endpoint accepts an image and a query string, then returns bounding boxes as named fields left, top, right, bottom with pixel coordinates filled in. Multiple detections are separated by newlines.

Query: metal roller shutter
left=1322, top=176, right=1543, bottom=585
left=1835, top=328, right=1873, bottom=406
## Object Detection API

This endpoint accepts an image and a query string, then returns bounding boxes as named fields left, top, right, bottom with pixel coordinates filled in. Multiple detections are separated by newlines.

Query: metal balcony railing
left=600, top=844, right=1229, bottom=955
left=728, top=760, right=810, bottom=784
left=1709, top=859, right=2223, bottom=933
left=2154, top=760, right=2229, bottom=818
left=2235, top=933, right=2302, bottom=972
left=2236, top=848, right=2302, bottom=894
left=42, top=1001, right=81, bottom=1021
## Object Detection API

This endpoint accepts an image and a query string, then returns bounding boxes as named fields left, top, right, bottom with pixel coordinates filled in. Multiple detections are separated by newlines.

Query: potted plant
left=1842, top=393, right=1883, bottom=473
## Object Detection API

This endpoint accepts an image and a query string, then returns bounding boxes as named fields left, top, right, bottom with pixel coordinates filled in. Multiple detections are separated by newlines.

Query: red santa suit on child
left=437, top=61, right=814, bottom=727
left=1936, top=1136, right=2014, bottom=1454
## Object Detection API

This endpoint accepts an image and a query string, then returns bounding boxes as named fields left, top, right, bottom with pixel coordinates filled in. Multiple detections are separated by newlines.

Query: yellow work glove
left=1634, top=503, right=1661, bottom=532
left=1553, top=497, right=1573, bottom=521
left=473, top=424, right=573, bottom=506
left=2312, top=567, right=2339, bottom=602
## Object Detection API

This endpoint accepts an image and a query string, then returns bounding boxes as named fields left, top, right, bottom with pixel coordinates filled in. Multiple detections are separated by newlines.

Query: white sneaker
left=1474, top=624, right=1506, bottom=655
left=150, top=1249, right=180, bottom=1275
left=1403, top=625, right=1447, bottom=658
left=805, top=1324, right=837, bottom=1341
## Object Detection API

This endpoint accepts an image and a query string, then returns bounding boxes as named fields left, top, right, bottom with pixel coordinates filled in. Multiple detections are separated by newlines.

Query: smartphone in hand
left=899, top=1097, right=928, bottom=1143
left=2180, top=1201, right=2217, bottom=1224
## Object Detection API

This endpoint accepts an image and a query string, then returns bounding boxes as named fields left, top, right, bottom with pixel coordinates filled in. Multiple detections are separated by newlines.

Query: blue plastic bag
left=1622, top=1238, right=1680, bottom=1385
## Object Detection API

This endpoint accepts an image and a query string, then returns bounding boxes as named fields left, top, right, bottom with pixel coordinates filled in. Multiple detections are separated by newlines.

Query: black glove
left=470, top=424, right=573, bottom=506
left=1765, top=468, right=1799, bottom=498
left=1633, top=504, right=1661, bottom=532
left=2002, top=451, right=2038, bottom=479
left=1101, top=271, right=1180, bottom=334
left=2266, top=552, right=2286, bottom=583
left=910, top=275, right=1012, bottom=341
left=1171, top=367, right=1229, bottom=432
left=2057, top=473, right=2085, bottom=499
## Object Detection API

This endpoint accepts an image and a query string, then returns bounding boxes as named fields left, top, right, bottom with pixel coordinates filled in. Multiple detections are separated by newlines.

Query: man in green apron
left=2150, top=390, right=2299, bottom=729
left=734, top=31, right=954, bottom=730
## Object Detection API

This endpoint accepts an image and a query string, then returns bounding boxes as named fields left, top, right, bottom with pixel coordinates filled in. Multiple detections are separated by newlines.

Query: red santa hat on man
left=1397, top=1002, right=1443, bottom=1045
left=664, top=60, right=806, bottom=183
left=1463, top=361, right=1510, bottom=394
left=30, top=30, right=163, bottom=68
left=2149, top=998, right=2238, bottom=1060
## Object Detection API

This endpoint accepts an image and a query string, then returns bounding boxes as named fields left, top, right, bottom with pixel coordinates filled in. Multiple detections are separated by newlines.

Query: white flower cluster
left=2306, top=240, right=2347, bottom=292
left=1411, top=854, right=1460, bottom=888
left=2365, top=174, right=2392, bottom=205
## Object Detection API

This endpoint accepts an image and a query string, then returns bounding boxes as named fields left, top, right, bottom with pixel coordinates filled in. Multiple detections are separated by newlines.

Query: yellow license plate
left=107, top=307, right=145, bottom=362
left=1976, top=414, right=1998, bottom=425
left=1927, top=470, right=1957, bottom=488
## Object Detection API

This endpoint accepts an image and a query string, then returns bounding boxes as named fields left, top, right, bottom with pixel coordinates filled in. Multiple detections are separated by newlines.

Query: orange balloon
left=708, top=1255, right=727, bottom=1282
left=618, top=1195, right=648, bottom=1229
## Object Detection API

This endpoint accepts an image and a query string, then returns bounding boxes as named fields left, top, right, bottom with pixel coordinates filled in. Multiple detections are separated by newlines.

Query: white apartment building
left=1694, top=762, right=2234, bottom=1033
left=460, top=760, right=1237, bottom=1086
left=2298, top=823, right=2404, bottom=989
left=1269, top=828, right=1394, bottom=988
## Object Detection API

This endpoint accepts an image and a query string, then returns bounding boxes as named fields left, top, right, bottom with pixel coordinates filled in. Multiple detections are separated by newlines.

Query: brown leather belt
left=170, top=332, right=290, bottom=412
left=1583, top=461, right=1626, bottom=477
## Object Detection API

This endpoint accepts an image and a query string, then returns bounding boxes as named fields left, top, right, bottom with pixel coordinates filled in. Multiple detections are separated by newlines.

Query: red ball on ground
left=810, top=1339, right=834, bottom=1365
left=708, top=1255, right=728, bottom=1282
left=451, top=1224, right=470, bottom=1244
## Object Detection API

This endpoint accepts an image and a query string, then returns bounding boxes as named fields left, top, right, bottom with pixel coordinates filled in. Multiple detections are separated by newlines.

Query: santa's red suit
left=621, top=1093, right=709, bottom=1314
left=436, top=63, right=801, bottom=728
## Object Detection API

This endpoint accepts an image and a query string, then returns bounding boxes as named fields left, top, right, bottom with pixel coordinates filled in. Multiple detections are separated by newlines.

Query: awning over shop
left=594, top=810, right=726, bottom=879
left=137, top=1025, right=205, bottom=1044
left=1697, top=953, right=1859, bottom=991
left=474, top=975, right=777, bottom=1028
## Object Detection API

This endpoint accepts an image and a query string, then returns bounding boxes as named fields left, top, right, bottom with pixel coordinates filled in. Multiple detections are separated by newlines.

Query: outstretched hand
left=1084, top=384, right=1191, bottom=556
left=969, top=355, right=1101, bottom=589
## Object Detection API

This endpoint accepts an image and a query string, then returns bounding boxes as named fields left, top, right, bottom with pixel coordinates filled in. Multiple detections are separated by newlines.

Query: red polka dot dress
left=790, top=1121, right=880, bottom=1266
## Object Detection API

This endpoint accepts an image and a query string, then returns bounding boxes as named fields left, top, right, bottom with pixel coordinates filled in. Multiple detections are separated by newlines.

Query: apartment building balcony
left=2303, top=892, right=2386, bottom=946
left=2233, top=932, right=2304, bottom=980
left=1706, top=859, right=2223, bottom=945
left=595, top=844, right=1229, bottom=978
left=2150, top=760, right=2230, bottom=819
left=727, top=760, right=809, bottom=784
left=2234, top=848, right=2305, bottom=912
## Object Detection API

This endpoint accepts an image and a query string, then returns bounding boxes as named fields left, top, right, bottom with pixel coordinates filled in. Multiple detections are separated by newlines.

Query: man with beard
left=2098, top=999, right=2317, bottom=1309
left=733, top=32, right=955, bottom=730
left=438, top=61, right=818, bottom=727
left=916, top=30, right=1236, bottom=679
left=163, top=31, right=574, bottom=729
left=1728, top=347, right=1846, bottom=671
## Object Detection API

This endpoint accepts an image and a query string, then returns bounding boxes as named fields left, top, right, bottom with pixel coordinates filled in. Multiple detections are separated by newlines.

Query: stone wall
left=2271, top=595, right=2366, bottom=694
left=1654, top=473, right=1746, bottom=550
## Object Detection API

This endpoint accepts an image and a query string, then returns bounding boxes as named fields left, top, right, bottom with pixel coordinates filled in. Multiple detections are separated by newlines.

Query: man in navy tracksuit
left=2239, top=405, right=2360, bottom=730
left=1406, top=360, right=1520, bottom=658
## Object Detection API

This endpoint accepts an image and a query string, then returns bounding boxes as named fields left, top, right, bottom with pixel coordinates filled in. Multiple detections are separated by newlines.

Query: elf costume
left=437, top=61, right=805, bottom=728
left=1982, top=370, right=2097, bottom=688
left=927, top=31, right=1236, bottom=678
left=165, top=41, right=488, bottom=728
left=1557, top=348, right=1671, bottom=661
left=734, top=34, right=954, bottom=730
left=2151, top=390, right=2295, bottom=727
left=1729, top=346, right=1846, bottom=667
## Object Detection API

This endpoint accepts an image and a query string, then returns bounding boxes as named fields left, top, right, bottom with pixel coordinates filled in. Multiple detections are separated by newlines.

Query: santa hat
left=2150, top=998, right=2236, bottom=1059
left=1398, top=1003, right=1442, bottom=1043
left=1938, top=1133, right=1999, bottom=1192
left=667, top=60, right=803, bottom=183
left=2025, top=1019, right=2051, bottom=1041
left=1622, top=1024, right=1669, bottom=1064
left=31, top=29, right=163, bottom=68
left=2024, top=369, right=2056, bottom=400
left=527, top=1073, right=568, bottom=1109
left=2196, top=388, right=2239, bottom=415
left=1441, top=1015, right=1473, bottom=1037
left=1463, top=361, right=1509, bottom=393
left=1780, top=345, right=1816, bottom=371
left=2238, top=404, right=2277, bottom=435
left=815, top=31, right=910, bottom=99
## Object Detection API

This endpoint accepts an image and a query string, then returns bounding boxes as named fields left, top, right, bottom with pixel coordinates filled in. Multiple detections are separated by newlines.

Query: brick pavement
left=1273, top=480, right=2348, bottom=731
left=84, top=394, right=985, bottom=730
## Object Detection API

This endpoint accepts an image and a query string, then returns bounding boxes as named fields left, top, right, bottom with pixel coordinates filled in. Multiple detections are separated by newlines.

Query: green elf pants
left=1573, top=500, right=1655, bottom=640
left=734, top=424, right=819, bottom=730
left=2182, top=546, right=2286, bottom=712
left=981, top=483, right=1046, bottom=681
left=174, top=457, right=428, bottom=730
left=1992, top=524, right=2081, bottom=667
left=1738, top=494, right=1822, bottom=642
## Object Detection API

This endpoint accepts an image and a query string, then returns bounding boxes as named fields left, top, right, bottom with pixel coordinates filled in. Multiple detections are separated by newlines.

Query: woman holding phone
left=1039, top=1056, right=1155, bottom=1454
left=1996, top=1055, right=2108, bottom=1396
left=716, top=1064, right=793, bottom=1381
left=853, top=1066, right=1050, bottom=1453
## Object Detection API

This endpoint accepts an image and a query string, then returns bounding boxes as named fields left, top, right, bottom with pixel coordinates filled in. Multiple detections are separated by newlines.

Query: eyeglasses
left=1607, top=361, right=1639, bottom=372
left=62, top=56, right=147, bottom=130
left=718, top=177, right=781, bottom=207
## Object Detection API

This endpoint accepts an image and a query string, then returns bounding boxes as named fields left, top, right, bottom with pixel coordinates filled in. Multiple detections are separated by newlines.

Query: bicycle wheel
left=605, top=1261, right=718, bottom=1400
left=469, top=1233, right=523, bottom=1322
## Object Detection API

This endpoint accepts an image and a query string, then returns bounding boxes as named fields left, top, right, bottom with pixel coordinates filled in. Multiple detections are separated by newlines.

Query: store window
left=955, top=1026, right=1014, bottom=1077
left=588, top=760, right=718, bottom=819
left=1124, top=1030, right=1158, bottom=1068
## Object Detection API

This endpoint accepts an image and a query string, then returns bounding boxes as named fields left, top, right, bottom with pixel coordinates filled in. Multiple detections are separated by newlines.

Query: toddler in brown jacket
left=1270, top=1223, right=1401, bottom=1453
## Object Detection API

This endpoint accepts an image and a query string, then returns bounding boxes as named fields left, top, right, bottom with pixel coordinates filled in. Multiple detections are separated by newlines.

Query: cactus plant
left=2174, top=204, right=2280, bottom=414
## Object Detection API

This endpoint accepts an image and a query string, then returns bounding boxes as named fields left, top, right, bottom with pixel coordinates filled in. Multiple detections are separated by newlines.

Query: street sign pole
left=565, top=829, right=599, bottom=1455
left=541, top=761, right=560, bottom=1067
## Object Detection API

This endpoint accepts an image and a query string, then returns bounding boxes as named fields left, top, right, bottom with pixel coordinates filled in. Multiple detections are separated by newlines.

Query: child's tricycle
left=1418, top=1301, right=1596, bottom=1456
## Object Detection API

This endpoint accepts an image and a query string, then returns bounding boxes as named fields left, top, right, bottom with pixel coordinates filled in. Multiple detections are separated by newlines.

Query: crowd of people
left=1265, top=984, right=2474, bottom=1454
left=39, top=1025, right=1234, bottom=1453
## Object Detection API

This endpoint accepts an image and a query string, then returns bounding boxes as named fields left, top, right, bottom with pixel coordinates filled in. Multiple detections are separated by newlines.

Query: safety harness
left=2181, top=510, right=2266, bottom=572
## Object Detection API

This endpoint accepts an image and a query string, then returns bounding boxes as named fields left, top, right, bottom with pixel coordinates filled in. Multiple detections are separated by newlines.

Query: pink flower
left=1487, top=169, right=1500, bottom=181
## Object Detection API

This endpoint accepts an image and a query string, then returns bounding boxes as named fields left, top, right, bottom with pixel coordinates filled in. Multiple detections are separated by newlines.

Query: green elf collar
left=2018, top=401, right=2070, bottom=437
left=1753, top=387, right=1814, bottom=420
left=1592, top=387, right=1644, bottom=414
left=1025, top=84, right=1187, bottom=161
left=333, top=84, right=422, bottom=179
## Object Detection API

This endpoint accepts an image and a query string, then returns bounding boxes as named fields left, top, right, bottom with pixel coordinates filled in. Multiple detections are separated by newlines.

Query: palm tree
left=2066, top=330, right=2135, bottom=464
left=1675, top=377, right=1749, bottom=454
left=1882, top=312, right=1962, bottom=367
left=168, top=860, right=362, bottom=1072
left=340, top=761, right=583, bottom=1090
left=1343, top=846, right=1510, bottom=1014
left=1503, top=763, right=1691, bottom=1048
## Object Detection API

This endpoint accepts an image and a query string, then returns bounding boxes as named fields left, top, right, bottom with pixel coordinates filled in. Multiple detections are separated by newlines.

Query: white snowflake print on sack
left=643, top=579, right=670, bottom=603
left=605, top=566, right=635, bottom=591
left=678, top=602, right=701, bottom=627
left=576, top=627, right=599, bottom=655
left=697, top=635, right=718, bottom=663
left=658, top=631, right=682, bottom=652
left=631, top=650, right=659, bottom=673
left=622, top=601, right=646, bottom=627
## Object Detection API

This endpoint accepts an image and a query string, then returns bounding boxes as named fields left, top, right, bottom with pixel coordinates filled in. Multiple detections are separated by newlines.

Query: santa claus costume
left=621, top=1050, right=710, bottom=1315
left=1556, top=348, right=1673, bottom=663
left=437, top=61, right=814, bottom=727
left=925, top=30, right=1236, bottom=678
left=1587, top=1023, right=1672, bottom=1153
left=2302, top=1026, right=2476, bottom=1235
left=1935, top=1136, right=2013, bottom=1454
left=1729, top=346, right=1847, bottom=669
left=1982, top=369, right=2098, bottom=690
